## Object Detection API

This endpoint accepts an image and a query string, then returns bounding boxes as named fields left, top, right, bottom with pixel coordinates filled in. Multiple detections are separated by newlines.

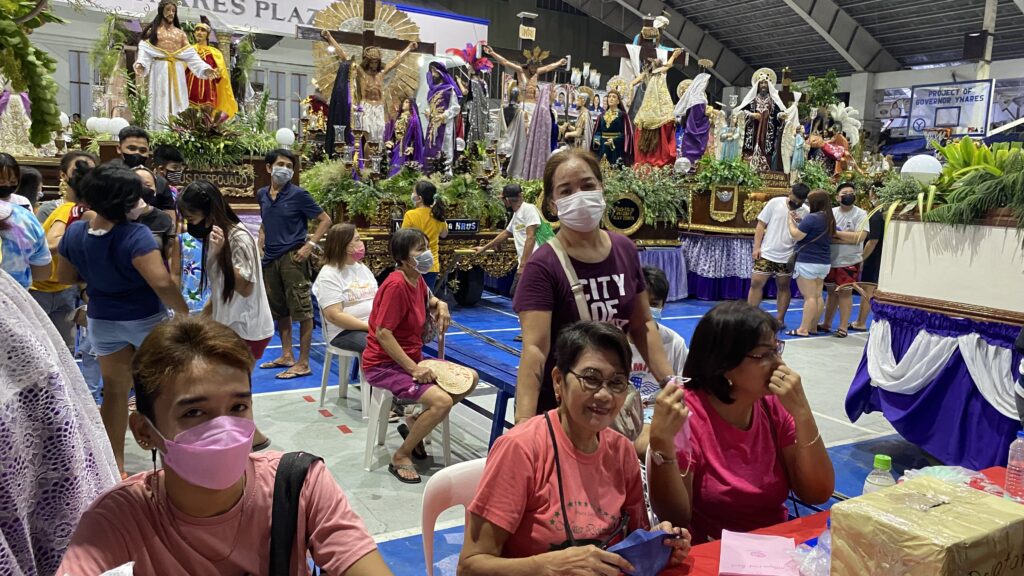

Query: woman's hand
left=768, top=364, right=811, bottom=419
left=541, top=545, right=634, bottom=576
left=434, top=300, right=451, bottom=334
left=207, top=225, right=225, bottom=256
left=649, top=381, right=689, bottom=452
left=412, top=365, right=436, bottom=383
left=653, top=521, right=692, bottom=565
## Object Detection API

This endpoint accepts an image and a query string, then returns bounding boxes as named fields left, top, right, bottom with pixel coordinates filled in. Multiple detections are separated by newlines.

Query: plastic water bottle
left=1006, top=430, right=1024, bottom=503
left=862, top=454, right=896, bottom=495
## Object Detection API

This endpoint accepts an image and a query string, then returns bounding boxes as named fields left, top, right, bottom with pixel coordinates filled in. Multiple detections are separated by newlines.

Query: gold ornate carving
left=635, top=239, right=682, bottom=247
left=710, top=185, right=738, bottom=223
left=602, top=192, right=645, bottom=236
left=181, top=165, right=256, bottom=198
left=873, top=291, right=1024, bottom=325
left=359, top=229, right=518, bottom=277
left=682, top=223, right=756, bottom=235
left=743, top=200, right=766, bottom=223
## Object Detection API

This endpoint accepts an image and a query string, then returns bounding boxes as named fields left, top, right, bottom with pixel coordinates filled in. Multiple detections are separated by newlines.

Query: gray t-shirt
left=831, top=206, right=869, bottom=267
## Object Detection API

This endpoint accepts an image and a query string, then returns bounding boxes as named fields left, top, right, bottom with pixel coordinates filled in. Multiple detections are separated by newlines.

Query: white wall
left=879, top=220, right=1024, bottom=314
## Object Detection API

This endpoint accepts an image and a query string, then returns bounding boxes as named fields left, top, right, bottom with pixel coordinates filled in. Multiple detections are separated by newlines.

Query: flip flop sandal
left=388, top=463, right=421, bottom=484
left=848, top=324, right=867, bottom=332
left=834, top=329, right=849, bottom=338
left=260, top=359, right=295, bottom=370
left=816, top=324, right=831, bottom=333
left=398, top=423, right=428, bottom=459
left=785, top=330, right=811, bottom=338
left=275, top=368, right=312, bottom=380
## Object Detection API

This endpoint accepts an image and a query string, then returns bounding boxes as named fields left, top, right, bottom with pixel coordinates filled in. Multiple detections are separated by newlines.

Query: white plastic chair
left=317, top=307, right=370, bottom=418
left=363, top=385, right=452, bottom=471
left=421, top=458, right=487, bottom=576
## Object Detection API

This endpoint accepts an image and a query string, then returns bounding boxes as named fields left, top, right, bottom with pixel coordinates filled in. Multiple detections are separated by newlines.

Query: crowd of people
left=0, top=137, right=858, bottom=574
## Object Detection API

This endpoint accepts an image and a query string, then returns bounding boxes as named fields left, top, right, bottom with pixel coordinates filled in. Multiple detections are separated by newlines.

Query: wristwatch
left=647, top=446, right=677, bottom=466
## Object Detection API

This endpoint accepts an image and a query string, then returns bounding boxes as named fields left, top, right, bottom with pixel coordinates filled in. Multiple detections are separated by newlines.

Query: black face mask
left=122, top=153, right=147, bottom=168
left=142, top=187, right=157, bottom=207
left=788, top=200, right=803, bottom=210
left=165, top=169, right=184, bottom=186
left=187, top=219, right=213, bottom=239
left=840, top=195, right=856, bottom=206
left=0, top=185, right=15, bottom=198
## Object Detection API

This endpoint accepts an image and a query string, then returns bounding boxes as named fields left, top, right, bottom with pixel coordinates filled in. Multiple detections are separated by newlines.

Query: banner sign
left=908, top=80, right=993, bottom=138
left=63, top=0, right=488, bottom=45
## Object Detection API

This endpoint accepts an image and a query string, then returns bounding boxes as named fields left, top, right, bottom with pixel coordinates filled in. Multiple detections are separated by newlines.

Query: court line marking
left=812, top=410, right=879, bottom=435
left=478, top=303, right=519, bottom=318
left=374, top=517, right=464, bottom=543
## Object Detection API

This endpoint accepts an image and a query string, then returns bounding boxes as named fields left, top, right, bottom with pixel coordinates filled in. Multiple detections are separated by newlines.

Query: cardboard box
left=831, top=477, right=1024, bottom=575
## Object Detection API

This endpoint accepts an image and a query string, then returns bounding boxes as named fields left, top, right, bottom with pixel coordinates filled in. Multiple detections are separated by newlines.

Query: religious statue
left=424, top=61, right=462, bottom=174
left=674, top=72, right=711, bottom=166
left=383, top=97, right=425, bottom=176
left=735, top=67, right=787, bottom=173
left=562, top=92, right=594, bottom=150
left=518, top=84, right=555, bottom=180
left=632, top=48, right=683, bottom=167
left=780, top=92, right=803, bottom=175
left=483, top=45, right=567, bottom=106
left=186, top=22, right=238, bottom=118
left=446, top=43, right=493, bottom=148
left=718, top=109, right=745, bottom=162
left=593, top=90, right=633, bottom=167
left=0, top=89, right=36, bottom=156
left=790, top=125, right=807, bottom=182
left=320, top=29, right=418, bottom=144
left=133, top=0, right=217, bottom=129
left=704, top=106, right=723, bottom=160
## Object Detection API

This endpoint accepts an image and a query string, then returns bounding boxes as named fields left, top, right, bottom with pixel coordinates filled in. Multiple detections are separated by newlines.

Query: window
left=69, top=50, right=91, bottom=117
left=268, top=71, right=286, bottom=128
left=290, top=73, right=309, bottom=125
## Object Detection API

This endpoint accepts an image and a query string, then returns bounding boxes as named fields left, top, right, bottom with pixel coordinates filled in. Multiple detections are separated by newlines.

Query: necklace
left=154, top=471, right=248, bottom=564
left=603, top=109, right=619, bottom=125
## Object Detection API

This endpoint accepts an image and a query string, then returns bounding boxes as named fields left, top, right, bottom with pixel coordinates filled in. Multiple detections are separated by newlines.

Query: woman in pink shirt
left=460, top=321, right=690, bottom=575
left=646, top=301, right=835, bottom=543
left=58, top=317, right=390, bottom=576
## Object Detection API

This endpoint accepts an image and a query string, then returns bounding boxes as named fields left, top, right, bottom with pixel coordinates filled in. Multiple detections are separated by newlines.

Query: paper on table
left=718, top=530, right=799, bottom=576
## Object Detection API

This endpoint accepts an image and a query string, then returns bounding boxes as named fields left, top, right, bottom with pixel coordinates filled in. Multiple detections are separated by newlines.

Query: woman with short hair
left=56, top=161, right=189, bottom=476
left=362, top=228, right=477, bottom=484
left=460, top=321, right=690, bottom=574
left=647, top=301, right=834, bottom=543
left=58, top=317, right=391, bottom=575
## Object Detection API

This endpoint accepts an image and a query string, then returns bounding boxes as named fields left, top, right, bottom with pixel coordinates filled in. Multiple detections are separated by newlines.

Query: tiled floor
left=118, top=291, right=926, bottom=575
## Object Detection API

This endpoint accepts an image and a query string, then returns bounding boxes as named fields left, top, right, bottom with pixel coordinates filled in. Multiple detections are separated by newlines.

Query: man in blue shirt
left=257, top=149, right=332, bottom=379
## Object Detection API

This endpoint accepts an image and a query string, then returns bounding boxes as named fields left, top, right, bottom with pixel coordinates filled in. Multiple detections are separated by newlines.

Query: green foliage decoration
left=798, top=70, right=840, bottom=121
left=797, top=159, right=833, bottom=192
left=149, top=105, right=276, bottom=170
left=0, top=0, right=64, bottom=146
left=603, top=165, right=689, bottom=225
left=89, top=14, right=127, bottom=81
left=695, top=156, right=763, bottom=190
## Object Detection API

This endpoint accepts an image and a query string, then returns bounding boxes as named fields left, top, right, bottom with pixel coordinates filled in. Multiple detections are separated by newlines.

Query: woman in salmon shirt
left=459, top=321, right=690, bottom=575
left=646, top=301, right=835, bottom=543
left=58, top=317, right=391, bottom=576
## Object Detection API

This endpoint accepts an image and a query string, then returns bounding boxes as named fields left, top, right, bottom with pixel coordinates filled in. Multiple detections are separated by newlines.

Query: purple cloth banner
left=638, top=248, right=688, bottom=301
left=846, top=302, right=1023, bottom=470
left=681, top=233, right=800, bottom=301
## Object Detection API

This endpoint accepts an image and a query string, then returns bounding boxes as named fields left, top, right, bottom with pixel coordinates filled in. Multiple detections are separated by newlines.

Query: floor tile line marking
left=812, top=410, right=879, bottom=434
left=478, top=304, right=519, bottom=319
left=373, top=518, right=465, bottom=543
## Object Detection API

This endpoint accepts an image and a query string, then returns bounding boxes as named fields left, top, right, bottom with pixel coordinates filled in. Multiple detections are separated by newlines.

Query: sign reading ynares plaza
left=66, top=0, right=489, bottom=43
left=908, top=80, right=994, bottom=138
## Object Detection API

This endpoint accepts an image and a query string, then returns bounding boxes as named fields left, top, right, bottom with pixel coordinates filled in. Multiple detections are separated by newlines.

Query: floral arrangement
left=695, top=156, right=764, bottom=190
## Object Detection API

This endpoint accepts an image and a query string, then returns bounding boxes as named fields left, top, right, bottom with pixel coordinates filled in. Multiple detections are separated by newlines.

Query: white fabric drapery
left=866, top=319, right=1021, bottom=420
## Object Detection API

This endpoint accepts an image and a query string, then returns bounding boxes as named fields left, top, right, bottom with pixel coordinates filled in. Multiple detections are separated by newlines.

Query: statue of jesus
left=735, top=67, right=787, bottom=173
left=320, top=30, right=417, bottom=144
left=133, top=0, right=217, bottom=129
left=482, top=45, right=566, bottom=107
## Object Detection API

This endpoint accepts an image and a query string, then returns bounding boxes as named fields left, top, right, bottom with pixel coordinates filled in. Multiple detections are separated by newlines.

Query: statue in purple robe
left=424, top=61, right=462, bottom=175
left=673, top=73, right=711, bottom=166
left=384, top=97, right=425, bottom=176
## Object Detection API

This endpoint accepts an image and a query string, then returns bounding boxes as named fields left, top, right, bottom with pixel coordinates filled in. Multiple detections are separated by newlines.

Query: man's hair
left=265, top=148, right=297, bottom=166
left=501, top=183, right=523, bottom=199
left=642, top=266, right=670, bottom=304
left=791, top=182, right=810, bottom=201
left=118, top=126, right=150, bottom=144
left=836, top=181, right=856, bottom=194
left=153, top=144, right=185, bottom=166
left=0, top=153, right=21, bottom=194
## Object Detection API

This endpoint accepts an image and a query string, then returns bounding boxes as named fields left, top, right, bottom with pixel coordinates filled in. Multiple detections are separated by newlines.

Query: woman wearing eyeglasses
left=460, top=321, right=690, bottom=575
left=646, top=301, right=835, bottom=543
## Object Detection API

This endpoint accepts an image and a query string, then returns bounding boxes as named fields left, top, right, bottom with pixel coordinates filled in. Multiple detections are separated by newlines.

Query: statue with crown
left=736, top=67, right=788, bottom=174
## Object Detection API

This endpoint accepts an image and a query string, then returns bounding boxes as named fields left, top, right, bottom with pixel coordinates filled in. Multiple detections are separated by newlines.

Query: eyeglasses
left=746, top=340, right=785, bottom=361
left=568, top=369, right=631, bottom=395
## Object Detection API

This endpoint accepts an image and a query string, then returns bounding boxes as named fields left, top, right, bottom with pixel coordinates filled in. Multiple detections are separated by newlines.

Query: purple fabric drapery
left=679, top=103, right=710, bottom=164
left=383, top=100, right=425, bottom=176
left=521, top=85, right=554, bottom=180
left=681, top=233, right=801, bottom=301
left=0, top=90, right=30, bottom=118
left=424, top=61, right=462, bottom=163
left=637, top=248, right=688, bottom=301
left=846, top=301, right=1023, bottom=470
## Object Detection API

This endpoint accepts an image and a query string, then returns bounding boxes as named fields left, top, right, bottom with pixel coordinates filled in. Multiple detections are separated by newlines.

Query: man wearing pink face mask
left=58, top=317, right=391, bottom=576
left=312, top=223, right=377, bottom=355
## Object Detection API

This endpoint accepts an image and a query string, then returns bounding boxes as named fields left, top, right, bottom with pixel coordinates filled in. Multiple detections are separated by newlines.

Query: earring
left=726, top=378, right=734, bottom=388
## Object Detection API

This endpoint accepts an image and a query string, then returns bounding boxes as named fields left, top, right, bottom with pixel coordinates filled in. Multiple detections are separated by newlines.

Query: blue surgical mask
left=414, top=250, right=434, bottom=274
left=651, top=307, right=663, bottom=321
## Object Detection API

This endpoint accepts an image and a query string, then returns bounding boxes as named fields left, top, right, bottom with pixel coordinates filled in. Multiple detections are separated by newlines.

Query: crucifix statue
left=298, top=0, right=436, bottom=154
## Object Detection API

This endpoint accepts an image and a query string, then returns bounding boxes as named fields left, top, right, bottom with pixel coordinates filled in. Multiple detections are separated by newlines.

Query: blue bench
left=423, top=322, right=519, bottom=448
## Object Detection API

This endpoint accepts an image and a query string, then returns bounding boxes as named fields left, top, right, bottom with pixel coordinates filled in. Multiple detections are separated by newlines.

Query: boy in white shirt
left=748, top=183, right=810, bottom=327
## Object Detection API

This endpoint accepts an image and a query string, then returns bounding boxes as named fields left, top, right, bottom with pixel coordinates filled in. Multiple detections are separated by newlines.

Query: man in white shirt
left=821, top=182, right=869, bottom=337
left=474, top=184, right=542, bottom=342
left=748, top=183, right=810, bottom=326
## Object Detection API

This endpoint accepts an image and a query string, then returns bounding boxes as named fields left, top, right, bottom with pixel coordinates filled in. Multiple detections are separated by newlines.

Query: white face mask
left=127, top=198, right=147, bottom=221
left=554, top=189, right=606, bottom=232
left=271, top=166, right=293, bottom=186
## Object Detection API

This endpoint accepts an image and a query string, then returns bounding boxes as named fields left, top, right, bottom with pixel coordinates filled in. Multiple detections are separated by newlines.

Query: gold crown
left=752, top=67, right=777, bottom=86
left=522, top=46, right=551, bottom=66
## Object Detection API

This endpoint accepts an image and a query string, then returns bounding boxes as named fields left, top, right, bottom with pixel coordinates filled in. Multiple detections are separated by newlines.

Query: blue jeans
left=79, top=326, right=103, bottom=404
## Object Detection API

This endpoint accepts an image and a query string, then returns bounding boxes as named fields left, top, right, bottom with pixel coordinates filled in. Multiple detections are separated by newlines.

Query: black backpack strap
left=269, top=451, right=324, bottom=576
